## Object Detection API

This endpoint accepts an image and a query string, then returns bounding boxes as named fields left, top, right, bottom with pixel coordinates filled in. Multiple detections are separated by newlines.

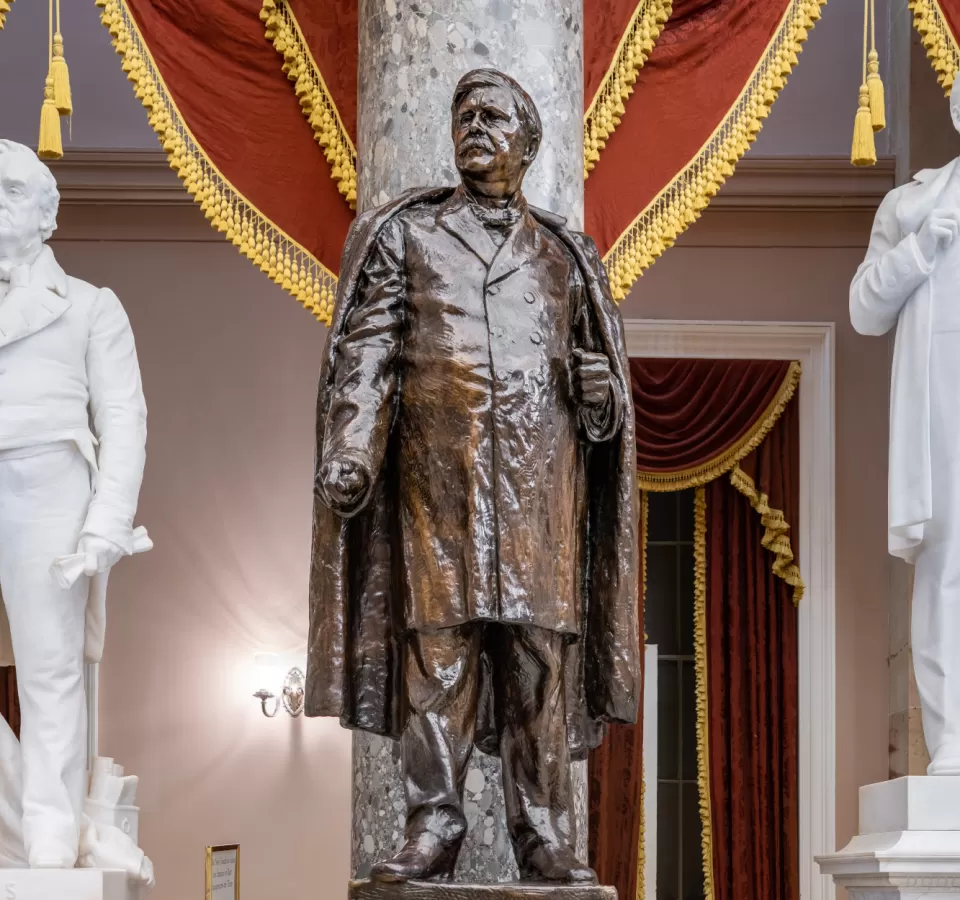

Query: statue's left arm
left=81, top=287, right=148, bottom=553
left=572, top=237, right=624, bottom=443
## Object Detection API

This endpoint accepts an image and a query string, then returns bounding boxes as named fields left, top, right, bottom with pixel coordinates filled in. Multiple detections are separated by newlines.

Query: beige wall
left=52, top=218, right=352, bottom=900
left=49, top=171, right=891, bottom=898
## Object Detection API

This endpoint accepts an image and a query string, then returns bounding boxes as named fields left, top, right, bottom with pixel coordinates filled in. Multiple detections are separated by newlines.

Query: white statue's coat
left=0, top=245, right=147, bottom=665
left=849, top=163, right=952, bottom=561
left=0, top=141, right=150, bottom=871
left=852, top=93, right=960, bottom=775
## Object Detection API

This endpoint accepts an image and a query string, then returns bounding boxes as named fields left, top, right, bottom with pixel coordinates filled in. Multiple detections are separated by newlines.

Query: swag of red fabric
left=589, top=358, right=800, bottom=900
left=116, top=0, right=796, bottom=280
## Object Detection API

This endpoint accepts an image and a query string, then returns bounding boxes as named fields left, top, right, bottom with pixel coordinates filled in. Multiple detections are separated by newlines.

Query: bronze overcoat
left=305, top=187, right=639, bottom=757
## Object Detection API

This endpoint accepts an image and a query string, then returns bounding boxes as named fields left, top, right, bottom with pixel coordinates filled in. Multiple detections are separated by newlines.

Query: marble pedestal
left=0, top=869, right=137, bottom=900
left=817, top=777, right=960, bottom=898
left=349, top=880, right=617, bottom=900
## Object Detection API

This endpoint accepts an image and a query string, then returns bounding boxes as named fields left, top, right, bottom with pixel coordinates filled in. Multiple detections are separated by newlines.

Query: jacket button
left=487, top=284, right=500, bottom=296
left=530, top=332, right=542, bottom=345
left=524, top=291, right=536, bottom=303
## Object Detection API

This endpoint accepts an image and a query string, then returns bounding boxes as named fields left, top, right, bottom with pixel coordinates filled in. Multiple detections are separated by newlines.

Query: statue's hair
left=0, top=140, right=60, bottom=242
left=452, top=69, right=543, bottom=152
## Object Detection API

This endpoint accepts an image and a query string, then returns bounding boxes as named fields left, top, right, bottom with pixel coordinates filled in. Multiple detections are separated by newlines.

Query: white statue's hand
left=77, top=535, right=126, bottom=576
left=916, top=208, right=960, bottom=264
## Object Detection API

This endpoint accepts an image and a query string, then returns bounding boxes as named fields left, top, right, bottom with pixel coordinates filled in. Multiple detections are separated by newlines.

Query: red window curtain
left=589, top=358, right=800, bottom=900
left=703, top=397, right=799, bottom=900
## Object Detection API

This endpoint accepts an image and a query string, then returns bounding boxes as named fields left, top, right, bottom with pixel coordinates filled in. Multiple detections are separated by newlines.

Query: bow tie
left=469, top=201, right=524, bottom=230
left=0, top=262, right=30, bottom=288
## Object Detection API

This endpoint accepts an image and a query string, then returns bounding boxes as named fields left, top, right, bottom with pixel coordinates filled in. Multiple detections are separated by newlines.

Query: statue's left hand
left=77, top=534, right=126, bottom=576
left=572, top=349, right=611, bottom=410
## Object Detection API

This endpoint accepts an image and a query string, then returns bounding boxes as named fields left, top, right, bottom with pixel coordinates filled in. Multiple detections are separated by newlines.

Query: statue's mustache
left=460, top=137, right=494, bottom=153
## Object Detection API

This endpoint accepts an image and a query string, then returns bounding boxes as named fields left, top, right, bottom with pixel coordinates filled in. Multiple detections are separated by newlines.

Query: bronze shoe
left=520, top=844, right=599, bottom=884
left=370, top=830, right=461, bottom=883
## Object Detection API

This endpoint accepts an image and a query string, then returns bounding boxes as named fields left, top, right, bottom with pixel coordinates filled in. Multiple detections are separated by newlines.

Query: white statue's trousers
left=913, top=334, right=960, bottom=775
left=0, top=443, right=89, bottom=862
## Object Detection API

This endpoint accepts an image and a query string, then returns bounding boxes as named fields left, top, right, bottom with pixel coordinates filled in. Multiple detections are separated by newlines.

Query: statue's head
left=951, top=86, right=960, bottom=135
left=0, top=141, right=59, bottom=262
left=451, top=69, right=542, bottom=197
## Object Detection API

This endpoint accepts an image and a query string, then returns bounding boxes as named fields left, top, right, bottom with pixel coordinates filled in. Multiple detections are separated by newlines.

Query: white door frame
left=624, top=319, right=836, bottom=900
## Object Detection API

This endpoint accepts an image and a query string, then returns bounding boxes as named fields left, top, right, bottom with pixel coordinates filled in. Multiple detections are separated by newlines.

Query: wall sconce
left=253, top=652, right=305, bottom=718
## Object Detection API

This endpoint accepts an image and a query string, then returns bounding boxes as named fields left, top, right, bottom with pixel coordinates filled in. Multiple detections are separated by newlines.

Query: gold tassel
left=51, top=31, right=72, bottom=115
left=38, top=74, right=63, bottom=160
left=867, top=0, right=885, bottom=131
left=867, top=50, right=885, bottom=131
left=851, top=83, right=876, bottom=166
left=852, top=0, right=877, bottom=166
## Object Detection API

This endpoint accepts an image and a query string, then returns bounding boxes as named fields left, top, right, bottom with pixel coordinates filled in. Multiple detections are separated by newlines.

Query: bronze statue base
left=349, top=881, right=618, bottom=900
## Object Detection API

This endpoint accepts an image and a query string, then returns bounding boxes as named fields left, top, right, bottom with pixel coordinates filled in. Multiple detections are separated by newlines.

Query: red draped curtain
left=589, top=358, right=800, bottom=900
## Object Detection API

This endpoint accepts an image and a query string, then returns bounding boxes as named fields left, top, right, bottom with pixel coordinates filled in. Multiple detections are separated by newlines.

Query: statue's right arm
left=850, top=190, right=934, bottom=336
left=320, top=218, right=405, bottom=513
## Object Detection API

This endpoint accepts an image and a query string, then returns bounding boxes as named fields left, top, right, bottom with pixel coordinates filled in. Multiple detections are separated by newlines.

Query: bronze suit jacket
left=306, top=186, right=639, bottom=757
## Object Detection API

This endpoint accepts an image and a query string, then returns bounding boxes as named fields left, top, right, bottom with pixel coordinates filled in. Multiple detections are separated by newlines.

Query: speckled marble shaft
left=353, top=0, right=587, bottom=883
left=357, top=0, right=584, bottom=228
left=353, top=732, right=589, bottom=883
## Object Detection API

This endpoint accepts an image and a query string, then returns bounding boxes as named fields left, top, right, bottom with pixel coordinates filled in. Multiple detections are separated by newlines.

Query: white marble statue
left=851, top=88, right=960, bottom=776
left=0, top=140, right=150, bottom=870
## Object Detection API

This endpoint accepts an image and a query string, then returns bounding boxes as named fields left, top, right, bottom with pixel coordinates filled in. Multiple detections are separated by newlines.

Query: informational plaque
left=205, top=844, right=239, bottom=900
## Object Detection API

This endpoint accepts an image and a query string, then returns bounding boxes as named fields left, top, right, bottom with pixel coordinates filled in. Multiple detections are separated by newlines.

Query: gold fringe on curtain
left=584, top=0, right=673, bottom=178
left=260, top=0, right=358, bottom=209
left=95, top=0, right=338, bottom=323
left=910, top=0, right=960, bottom=94
left=638, top=361, right=802, bottom=492
left=602, top=0, right=827, bottom=300
left=729, top=465, right=805, bottom=605
left=693, top=486, right=715, bottom=900
left=0, top=0, right=13, bottom=31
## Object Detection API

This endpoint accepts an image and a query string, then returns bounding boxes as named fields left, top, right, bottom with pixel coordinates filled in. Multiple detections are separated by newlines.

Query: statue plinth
left=817, top=777, right=960, bottom=898
left=350, top=880, right=617, bottom=900
left=0, top=868, right=137, bottom=900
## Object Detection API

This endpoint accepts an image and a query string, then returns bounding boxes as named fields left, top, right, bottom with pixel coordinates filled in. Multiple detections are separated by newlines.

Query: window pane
left=657, top=781, right=680, bottom=900
left=647, top=544, right=679, bottom=655
left=658, top=660, right=680, bottom=781
left=678, top=488, right=695, bottom=541
left=648, top=490, right=678, bottom=542
left=681, top=662, right=699, bottom=782
left=678, top=544, right=695, bottom=656
left=682, top=782, right=706, bottom=900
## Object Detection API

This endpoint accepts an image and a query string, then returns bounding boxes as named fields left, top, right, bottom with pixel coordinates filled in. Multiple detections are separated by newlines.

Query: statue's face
left=0, top=154, right=46, bottom=256
left=453, top=85, right=533, bottom=184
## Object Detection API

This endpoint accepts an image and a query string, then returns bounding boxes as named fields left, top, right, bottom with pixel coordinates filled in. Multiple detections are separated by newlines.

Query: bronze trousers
left=402, top=623, right=574, bottom=863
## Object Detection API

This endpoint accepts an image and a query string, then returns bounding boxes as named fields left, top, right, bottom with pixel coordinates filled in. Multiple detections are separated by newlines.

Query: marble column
left=352, top=0, right=586, bottom=883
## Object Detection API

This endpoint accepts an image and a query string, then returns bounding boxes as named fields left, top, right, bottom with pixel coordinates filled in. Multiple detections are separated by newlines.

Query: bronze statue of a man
left=306, top=69, right=639, bottom=886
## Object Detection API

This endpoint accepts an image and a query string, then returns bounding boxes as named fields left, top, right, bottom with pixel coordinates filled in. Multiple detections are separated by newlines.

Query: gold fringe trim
left=603, top=0, right=828, bottom=300
left=584, top=0, right=673, bottom=178
left=95, top=0, right=337, bottom=324
left=0, top=0, right=13, bottom=31
left=635, top=490, right=649, bottom=900
left=729, top=465, right=805, bottom=605
left=638, top=361, right=801, bottom=492
left=260, top=0, right=357, bottom=209
left=910, top=0, right=960, bottom=95
left=694, top=486, right=716, bottom=900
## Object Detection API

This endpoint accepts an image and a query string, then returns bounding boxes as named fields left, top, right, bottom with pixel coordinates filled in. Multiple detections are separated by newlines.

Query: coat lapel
left=897, top=159, right=959, bottom=236
left=437, top=192, right=499, bottom=267
left=487, top=211, right=541, bottom=286
left=0, top=246, right=70, bottom=350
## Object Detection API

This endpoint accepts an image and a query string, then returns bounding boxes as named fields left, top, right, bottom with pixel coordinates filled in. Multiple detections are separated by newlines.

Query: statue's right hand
left=917, top=208, right=960, bottom=264
left=319, top=456, right=369, bottom=511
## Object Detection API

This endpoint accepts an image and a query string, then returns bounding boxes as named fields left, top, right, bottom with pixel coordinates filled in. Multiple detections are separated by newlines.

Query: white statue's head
left=951, top=86, right=960, bottom=135
left=0, top=141, right=60, bottom=263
